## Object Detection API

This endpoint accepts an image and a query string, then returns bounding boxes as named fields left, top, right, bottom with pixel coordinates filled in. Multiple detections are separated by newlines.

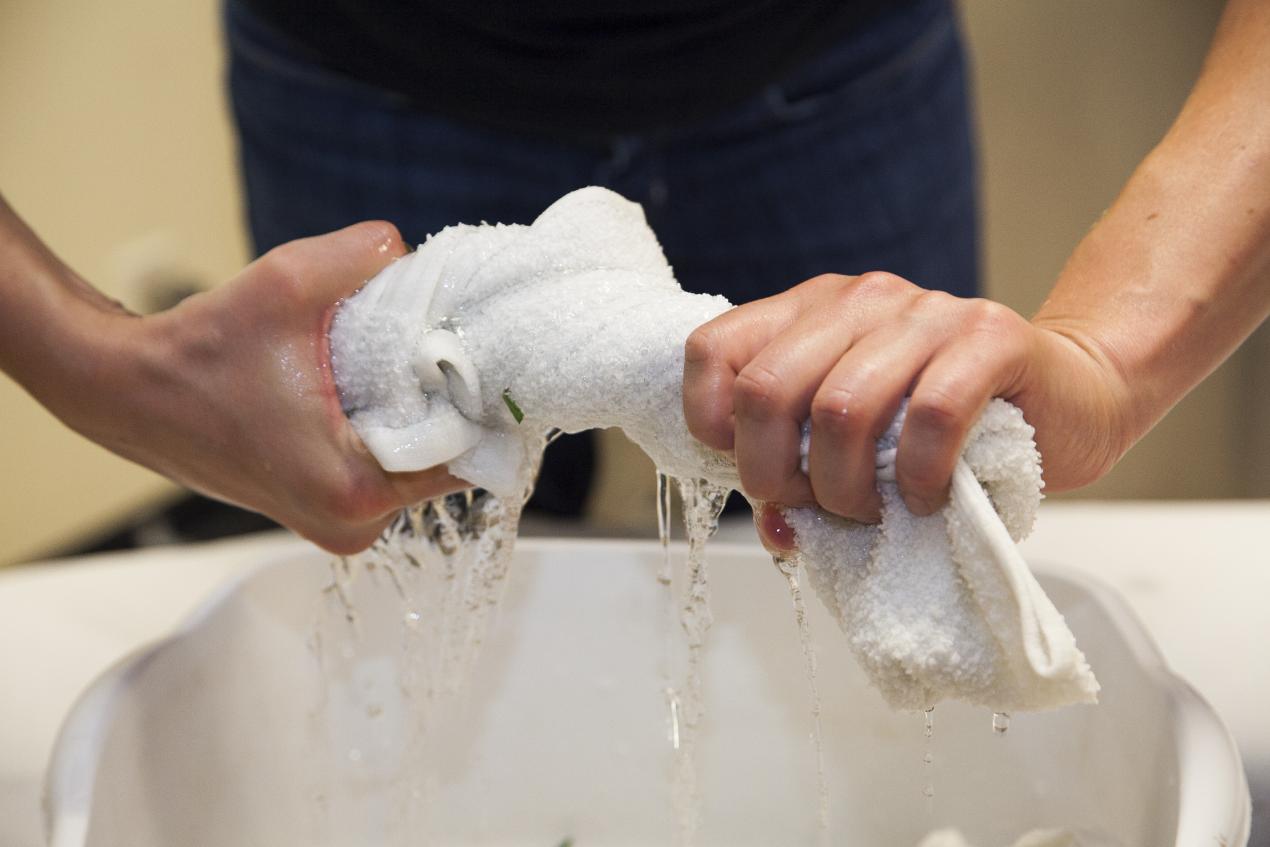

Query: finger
left=306, top=517, right=394, bottom=556
left=385, top=466, right=470, bottom=507
left=732, top=361, right=814, bottom=505
left=263, top=220, right=411, bottom=309
left=315, top=220, right=410, bottom=294
left=307, top=467, right=468, bottom=555
left=896, top=333, right=1023, bottom=515
left=727, top=293, right=893, bottom=505
left=683, top=293, right=805, bottom=450
left=807, top=324, right=943, bottom=522
left=753, top=502, right=798, bottom=554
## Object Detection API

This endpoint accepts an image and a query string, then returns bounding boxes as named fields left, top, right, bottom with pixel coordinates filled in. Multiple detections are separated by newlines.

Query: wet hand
left=682, top=272, right=1132, bottom=524
left=87, top=223, right=467, bottom=553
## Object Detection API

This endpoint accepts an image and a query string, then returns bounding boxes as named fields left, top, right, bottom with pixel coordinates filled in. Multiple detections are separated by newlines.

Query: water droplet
left=923, top=707, right=935, bottom=739
left=666, top=687, right=682, bottom=750
left=347, top=747, right=363, bottom=763
left=923, top=752, right=934, bottom=765
left=992, top=711, right=1012, bottom=734
left=656, top=471, right=673, bottom=584
left=922, top=784, right=935, bottom=798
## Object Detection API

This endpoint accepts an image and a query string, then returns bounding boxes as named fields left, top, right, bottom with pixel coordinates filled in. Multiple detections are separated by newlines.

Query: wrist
left=29, top=293, right=145, bottom=445
left=1031, top=142, right=1267, bottom=445
left=1024, top=318, right=1142, bottom=488
left=0, top=201, right=138, bottom=424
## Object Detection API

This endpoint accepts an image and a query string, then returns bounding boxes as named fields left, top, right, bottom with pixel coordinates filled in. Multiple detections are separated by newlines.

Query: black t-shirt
left=239, top=0, right=894, bottom=137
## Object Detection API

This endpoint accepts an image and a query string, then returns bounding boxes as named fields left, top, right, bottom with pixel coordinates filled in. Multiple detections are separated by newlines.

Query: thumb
left=384, top=466, right=472, bottom=508
left=277, top=220, right=411, bottom=305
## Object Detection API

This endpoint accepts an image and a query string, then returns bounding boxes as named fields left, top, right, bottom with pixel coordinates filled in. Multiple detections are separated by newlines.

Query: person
left=225, top=0, right=978, bottom=523
left=2, top=0, right=1267, bottom=555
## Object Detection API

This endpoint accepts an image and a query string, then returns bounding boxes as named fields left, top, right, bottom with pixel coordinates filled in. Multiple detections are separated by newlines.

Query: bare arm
left=683, top=0, right=1270, bottom=523
left=1034, top=0, right=1270, bottom=456
left=0, top=196, right=462, bottom=553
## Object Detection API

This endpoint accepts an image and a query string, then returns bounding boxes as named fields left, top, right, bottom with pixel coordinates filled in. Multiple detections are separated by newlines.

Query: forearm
left=0, top=195, right=135, bottom=433
left=1034, top=0, right=1270, bottom=446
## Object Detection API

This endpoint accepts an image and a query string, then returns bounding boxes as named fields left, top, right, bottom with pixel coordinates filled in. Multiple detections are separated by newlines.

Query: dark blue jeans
left=226, top=0, right=979, bottom=514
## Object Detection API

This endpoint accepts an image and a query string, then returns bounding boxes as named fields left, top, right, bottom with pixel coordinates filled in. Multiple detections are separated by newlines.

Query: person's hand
left=682, top=272, right=1135, bottom=527
left=62, top=223, right=465, bottom=553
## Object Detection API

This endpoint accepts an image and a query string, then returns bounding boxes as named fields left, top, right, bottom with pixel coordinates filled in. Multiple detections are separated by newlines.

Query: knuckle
left=685, top=404, right=732, bottom=451
left=913, top=288, right=957, bottom=314
left=258, top=245, right=309, bottom=302
left=733, top=362, right=789, bottom=418
left=683, top=324, right=720, bottom=367
left=322, top=472, right=389, bottom=526
left=852, top=270, right=911, bottom=298
left=809, top=388, right=861, bottom=439
left=969, top=299, right=1020, bottom=337
left=803, top=272, right=850, bottom=293
left=907, top=387, right=966, bottom=437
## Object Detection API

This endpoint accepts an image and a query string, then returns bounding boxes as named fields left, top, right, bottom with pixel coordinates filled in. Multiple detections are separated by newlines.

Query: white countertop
left=2, top=501, right=1267, bottom=847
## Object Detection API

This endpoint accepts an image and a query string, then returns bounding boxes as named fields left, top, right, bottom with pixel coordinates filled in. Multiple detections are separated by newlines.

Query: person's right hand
left=46, top=222, right=466, bottom=553
left=682, top=272, right=1137, bottom=529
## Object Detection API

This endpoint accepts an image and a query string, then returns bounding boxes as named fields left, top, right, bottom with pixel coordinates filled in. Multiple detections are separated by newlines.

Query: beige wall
left=595, top=1, right=1267, bottom=532
left=961, top=0, right=1269, bottom=502
left=1, top=1, right=1264, bottom=562
left=0, top=0, right=248, bottom=563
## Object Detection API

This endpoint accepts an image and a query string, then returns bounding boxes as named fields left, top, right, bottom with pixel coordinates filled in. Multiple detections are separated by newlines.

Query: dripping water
left=922, top=707, right=936, bottom=810
left=309, top=428, right=547, bottom=846
left=774, top=552, right=830, bottom=844
left=669, top=477, right=729, bottom=847
left=656, top=471, right=674, bottom=586
left=655, top=472, right=682, bottom=753
left=992, top=711, right=1012, bottom=735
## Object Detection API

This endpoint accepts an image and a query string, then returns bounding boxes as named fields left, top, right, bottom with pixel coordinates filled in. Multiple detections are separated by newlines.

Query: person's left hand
left=681, top=272, right=1133, bottom=536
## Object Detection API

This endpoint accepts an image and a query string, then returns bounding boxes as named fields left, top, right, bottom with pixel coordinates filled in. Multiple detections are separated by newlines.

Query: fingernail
left=755, top=503, right=798, bottom=553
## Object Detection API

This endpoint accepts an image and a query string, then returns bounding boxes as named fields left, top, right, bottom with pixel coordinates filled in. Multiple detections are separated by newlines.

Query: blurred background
left=0, top=0, right=1265, bottom=565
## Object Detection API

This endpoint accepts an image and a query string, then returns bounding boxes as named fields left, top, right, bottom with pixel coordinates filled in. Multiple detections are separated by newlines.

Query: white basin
left=44, top=539, right=1250, bottom=846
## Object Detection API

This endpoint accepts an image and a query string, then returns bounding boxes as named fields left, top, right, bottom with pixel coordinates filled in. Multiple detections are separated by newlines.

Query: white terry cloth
left=787, top=400, right=1098, bottom=711
left=330, top=186, right=736, bottom=497
left=329, top=186, right=1098, bottom=712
